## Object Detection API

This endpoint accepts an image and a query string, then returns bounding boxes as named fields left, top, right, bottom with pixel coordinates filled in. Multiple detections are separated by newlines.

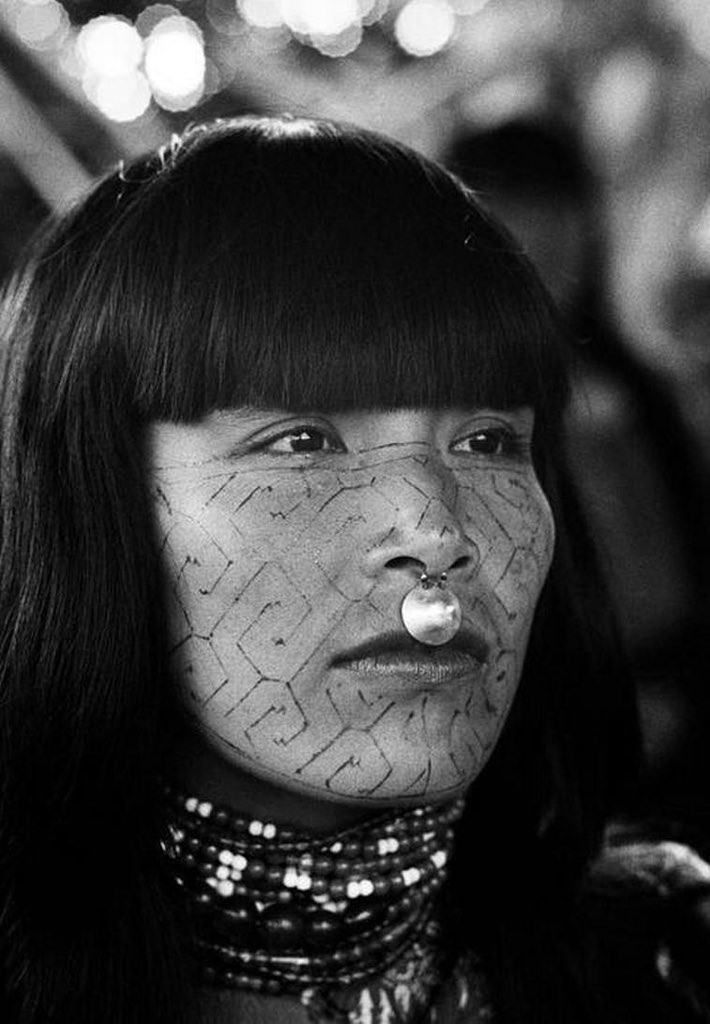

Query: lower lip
left=334, top=650, right=485, bottom=688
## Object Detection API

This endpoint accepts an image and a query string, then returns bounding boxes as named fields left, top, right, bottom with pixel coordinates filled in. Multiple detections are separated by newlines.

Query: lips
left=332, top=629, right=490, bottom=687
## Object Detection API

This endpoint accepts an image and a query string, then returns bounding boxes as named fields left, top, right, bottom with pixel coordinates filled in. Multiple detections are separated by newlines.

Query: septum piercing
left=419, top=571, right=447, bottom=589
left=400, top=567, right=462, bottom=647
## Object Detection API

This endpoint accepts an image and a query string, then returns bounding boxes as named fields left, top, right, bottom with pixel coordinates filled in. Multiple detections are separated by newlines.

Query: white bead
left=377, top=839, right=389, bottom=856
left=230, top=869, right=242, bottom=881
left=346, top=881, right=361, bottom=899
left=216, top=880, right=234, bottom=897
left=218, top=850, right=233, bottom=865
left=431, top=850, right=447, bottom=869
left=215, top=865, right=230, bottom=880
left=185, top=797, right=198, bottom=813
left=296, top=874, right=312, bottom=891
left=283, top=868, right=299, bottom=888
left=388, top=838, right=399, bottom=853
left=360, top=879, right=374, bottom=896
left=248, top=820, right=263, bottom=837
left=263, top=823, right=277, bottom=839
left=233, top=854, right=248, bottom=871
left=402, top=867, right=420, bottom=887
left=330, top=841, right=343, bottom=853
left=197, top=801, right=213, bottom=818
left=206, top=877, right=217, bottom=889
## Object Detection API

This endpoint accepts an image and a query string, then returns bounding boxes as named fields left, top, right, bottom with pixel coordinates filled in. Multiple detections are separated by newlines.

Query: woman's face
left=149, top=407, right=554, bottom=816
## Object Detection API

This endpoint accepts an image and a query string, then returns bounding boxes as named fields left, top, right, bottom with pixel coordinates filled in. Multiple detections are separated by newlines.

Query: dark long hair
left=0, top=116, right=638, bottom=1023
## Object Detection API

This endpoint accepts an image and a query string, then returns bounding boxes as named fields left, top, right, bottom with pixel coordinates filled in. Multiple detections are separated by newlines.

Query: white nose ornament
left=400, top=572, right=462, bottom=646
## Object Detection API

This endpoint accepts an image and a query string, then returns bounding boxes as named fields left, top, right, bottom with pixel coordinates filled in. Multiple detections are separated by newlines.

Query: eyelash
left=260, top=426, right=342, bottom=455
left=258, top=424, right=530, bottom=459
left=451, top=427, right=531, bottom=460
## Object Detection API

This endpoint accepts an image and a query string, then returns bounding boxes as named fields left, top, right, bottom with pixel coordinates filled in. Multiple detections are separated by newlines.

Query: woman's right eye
left=263, top=427, right=342, bottom=455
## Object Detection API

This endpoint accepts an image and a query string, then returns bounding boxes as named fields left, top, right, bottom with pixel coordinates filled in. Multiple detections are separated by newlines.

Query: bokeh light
left=77, top=16, right=143, bottom=77
left=13, top=0, right=69, bottom=52
left=237, top=0, right=284, bottom=29
left=312, top=21, right=363, bottom=57
left=84, top=70, right=152, bottom=122
left=144, top=15, right=206, bottom=109
left=281, top=0, right=360, bottom=38
left=394, top=0, right=456, bottom=57
left=136, top=4, right=183, bottom=38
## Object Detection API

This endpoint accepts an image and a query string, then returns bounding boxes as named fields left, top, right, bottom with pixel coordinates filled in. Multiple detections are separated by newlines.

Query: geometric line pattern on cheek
left=292, top=724, right=394, bottom=796
left=239, top=678, right=309, bottom=749
left=225, top=561, right=312, bottom=679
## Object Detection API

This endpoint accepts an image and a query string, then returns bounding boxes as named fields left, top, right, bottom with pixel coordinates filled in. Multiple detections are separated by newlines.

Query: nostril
left=385, top=555, right=426, bottom=573
left=449, top=555, right=471, bottom=572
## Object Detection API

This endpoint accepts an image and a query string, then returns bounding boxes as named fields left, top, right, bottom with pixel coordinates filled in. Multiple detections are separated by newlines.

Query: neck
left=172, top=731, right=417, bottom=832
left=162, top=780, right=464, bottom=996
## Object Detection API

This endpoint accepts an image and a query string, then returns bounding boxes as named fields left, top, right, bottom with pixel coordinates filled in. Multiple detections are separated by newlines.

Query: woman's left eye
left=265, top=427, right=342, bottom=454
left=451, top=427, right=526, bottom=458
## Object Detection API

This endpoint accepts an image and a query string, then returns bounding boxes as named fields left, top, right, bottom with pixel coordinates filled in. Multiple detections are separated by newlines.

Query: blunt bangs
left=38, top=117, right=568, bottom=429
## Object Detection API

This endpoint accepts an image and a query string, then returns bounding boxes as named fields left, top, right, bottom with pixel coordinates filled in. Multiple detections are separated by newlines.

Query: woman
left=0, top=116, right=705, bottom=1024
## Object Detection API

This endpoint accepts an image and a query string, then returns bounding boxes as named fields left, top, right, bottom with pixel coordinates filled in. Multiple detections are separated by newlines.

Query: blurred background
left=1, top=0, right=710, bottom=827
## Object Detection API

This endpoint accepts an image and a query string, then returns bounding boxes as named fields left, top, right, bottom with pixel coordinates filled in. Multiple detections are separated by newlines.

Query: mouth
left=332, top=629, right=490, bottom=687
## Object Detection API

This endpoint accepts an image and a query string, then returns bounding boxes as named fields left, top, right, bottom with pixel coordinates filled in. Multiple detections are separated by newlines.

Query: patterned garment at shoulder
left=301, top=922, right=494, bottom=1024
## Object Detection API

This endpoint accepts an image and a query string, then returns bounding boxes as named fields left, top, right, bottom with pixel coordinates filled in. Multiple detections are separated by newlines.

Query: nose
left=363, top=461, right=479, bottom=583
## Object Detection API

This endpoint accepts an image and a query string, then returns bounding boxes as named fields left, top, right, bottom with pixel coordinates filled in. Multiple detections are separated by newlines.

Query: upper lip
left=332, top=627, right=491, bottom=665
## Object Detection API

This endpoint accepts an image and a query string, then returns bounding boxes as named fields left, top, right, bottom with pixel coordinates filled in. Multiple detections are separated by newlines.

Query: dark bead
left=266, top=867, right=283, bottom=887
left=197, top=862, right=215, bottom=876
left=373, top=877, right=390, bottom=897
left=180, top=853, right=197, bottom=869
left=202, top=966, right=217, bottom=984
left=213, top=809, right=229, bottom=826
left=265, top=978, right=282, bottom=994
left=344, top=897, right=386, bottom=932
left=204, top=845, right=219, bottom=860
left=390, top=855, right=404, bottom=871
left=398, top=837, right=412, bottom=853
left=329, top=879, right=346, bottom=899
left=343, top=841, right=360, bottom=859
left=334, top=859, right=351, bottom=877
left=187, top=837, right=201, bottom=852
left=375, top=858, right=390, bottom=874
left=214, top=900, right=255, bottom=942
left=390, top=875, right=405, bottom=893
left=306, top=910, right=344, bottom=948
left=350, top=860, right=365, bottom=876
left=314, top=856, right=333, bottom=876
left=222, top=971, right=237, bottom=987
left=311, top=877, right=329, bottom=896
left=246, top=859, right=266, bottom=880
left=363, top=841, right=378, bottom=858
left=260, top=904, right=304, bottom=950
left=278, top=827, right=296, bottom=841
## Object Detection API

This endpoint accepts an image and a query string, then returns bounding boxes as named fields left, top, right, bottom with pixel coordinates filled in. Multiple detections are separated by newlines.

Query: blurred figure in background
left=444, top=107, right=710, bottom=830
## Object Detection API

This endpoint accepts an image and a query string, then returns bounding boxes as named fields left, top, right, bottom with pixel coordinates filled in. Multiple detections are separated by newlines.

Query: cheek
left=459, top=470, right=554, bottom=630
left=152, top=470, right=383, bottom=695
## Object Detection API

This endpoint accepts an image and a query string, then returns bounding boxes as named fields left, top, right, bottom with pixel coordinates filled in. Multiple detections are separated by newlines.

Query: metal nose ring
left=400, top=568, right=462, bottom=646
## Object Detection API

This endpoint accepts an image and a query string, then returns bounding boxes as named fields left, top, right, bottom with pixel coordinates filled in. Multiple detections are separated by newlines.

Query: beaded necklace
left=163, top=784, right=464, bottom=1008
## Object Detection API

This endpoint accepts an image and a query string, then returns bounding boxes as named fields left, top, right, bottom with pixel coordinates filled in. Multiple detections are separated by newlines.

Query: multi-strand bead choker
left=162, top=784, right=464, bottom=995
